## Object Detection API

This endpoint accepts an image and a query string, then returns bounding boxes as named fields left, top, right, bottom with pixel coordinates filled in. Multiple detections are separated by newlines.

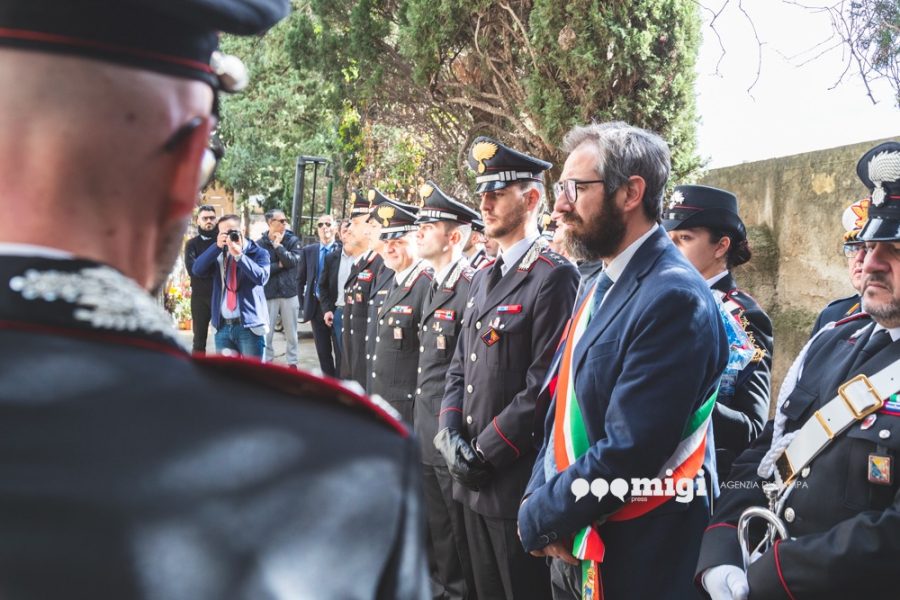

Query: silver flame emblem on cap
left=868, top=150, right=900, bottom=206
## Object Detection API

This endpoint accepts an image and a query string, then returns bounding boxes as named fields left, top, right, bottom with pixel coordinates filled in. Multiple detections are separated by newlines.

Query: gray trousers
left=264, top=295, right=300, bottom=365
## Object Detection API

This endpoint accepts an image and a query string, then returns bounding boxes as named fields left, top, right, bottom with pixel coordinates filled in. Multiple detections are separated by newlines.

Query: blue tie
left=590, top=272, right=613, bottom=317
left=313, top=246, right=328, bottom=294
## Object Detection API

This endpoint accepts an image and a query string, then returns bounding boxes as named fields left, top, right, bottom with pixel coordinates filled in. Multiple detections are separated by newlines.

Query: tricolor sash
left=550, top=282, right=718, bottom=599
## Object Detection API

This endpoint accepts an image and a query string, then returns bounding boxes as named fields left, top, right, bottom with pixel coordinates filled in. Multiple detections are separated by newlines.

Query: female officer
left=663, top=184, right=773, bottom=481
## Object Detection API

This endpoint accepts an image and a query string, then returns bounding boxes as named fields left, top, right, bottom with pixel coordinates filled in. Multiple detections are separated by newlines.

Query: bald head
left=0, top=48, right=214, bottom=289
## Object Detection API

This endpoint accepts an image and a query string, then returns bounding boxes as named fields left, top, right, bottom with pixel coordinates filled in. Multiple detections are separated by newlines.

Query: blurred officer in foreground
left=415, top=182, right=480, bottom=599
left=0, top=1, right=428, bottom=597
left=438, top=137, right=579, bottom=599
left=810, top=197, right=870, bottom=335
left=697, top=141, right=900, bottom=600
left=664, top=184, right=773, bottom=481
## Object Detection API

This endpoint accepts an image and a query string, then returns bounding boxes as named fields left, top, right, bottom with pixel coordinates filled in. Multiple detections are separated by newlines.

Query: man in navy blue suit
left=517, top=122, right=728, bottom=599
left=297, top=213, right=341, bottom=376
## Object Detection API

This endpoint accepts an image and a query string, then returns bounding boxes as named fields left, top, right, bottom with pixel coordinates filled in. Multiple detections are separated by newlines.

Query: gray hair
left=264, top=208, right=286, bottom=223
left=561, top=121, right=670, bottom=221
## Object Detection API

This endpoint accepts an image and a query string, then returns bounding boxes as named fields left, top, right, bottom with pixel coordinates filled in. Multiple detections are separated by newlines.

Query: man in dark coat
left=340, top=191, right=387, bottom=386
left=297, top=213, right=340, bottom=376
left=257, top=208, right=302, bottom=367
left=437, top=137, right=579, bottom=600
left=518, top=123, right=727, bottom=600
left=0, top=2, right=429, bottom=597
left=184, top=204, right=218, bottom=352
left=697, top=141, right=900, bottom=600
left=414, top=181, right=481, bottom=599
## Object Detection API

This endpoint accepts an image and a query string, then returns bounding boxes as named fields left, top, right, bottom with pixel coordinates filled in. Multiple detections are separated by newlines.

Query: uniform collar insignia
left=9, top=263, right=184, bottom=347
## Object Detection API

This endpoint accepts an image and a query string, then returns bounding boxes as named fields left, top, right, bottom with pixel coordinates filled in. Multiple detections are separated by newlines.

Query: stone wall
left=699, top=137, right=897, bottom=408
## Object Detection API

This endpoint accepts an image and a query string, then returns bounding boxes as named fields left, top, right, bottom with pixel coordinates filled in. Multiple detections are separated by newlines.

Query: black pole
left=291, top=157, right=306, bottom=234
left=309, top=162, right=320, bottom=237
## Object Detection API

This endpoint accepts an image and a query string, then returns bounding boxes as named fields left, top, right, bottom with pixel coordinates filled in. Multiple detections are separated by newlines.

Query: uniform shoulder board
left=404, top=262, right=433, bottom=288
left=193, top=355, right=409, bottom=437
left=834, top=312, right=871, bottom=327
left=722, top=288, right=761, bottom=317
left=826, top=293, right=859, bottom=308
left=459, top=265, right=476, bottom=283
left=524, top=246, right=570, bottom=270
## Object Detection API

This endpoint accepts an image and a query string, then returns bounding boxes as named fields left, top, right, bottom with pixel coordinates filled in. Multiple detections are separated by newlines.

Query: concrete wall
left=699, top=137, right=897, bottom=405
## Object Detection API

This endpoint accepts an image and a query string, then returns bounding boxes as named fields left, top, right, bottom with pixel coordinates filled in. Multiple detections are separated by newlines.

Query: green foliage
left=218, top=0, right=704, bottom=210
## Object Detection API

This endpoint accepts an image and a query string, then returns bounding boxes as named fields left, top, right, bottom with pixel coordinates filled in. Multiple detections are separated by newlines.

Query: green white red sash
left=551, top=282, right=717, bottom=599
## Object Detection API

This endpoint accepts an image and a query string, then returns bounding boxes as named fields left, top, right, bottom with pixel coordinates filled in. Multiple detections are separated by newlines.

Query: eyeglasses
left=199, top=215, right=217, bottom=221
left=553, top=179, right=605, bottom=204
left=842, top=243, right=867, bottom=258
left=273, top=218, right=289, bottom=224
left=162, top=117, right=224, bottom=189
left=317, top=222, right=333, bottom=228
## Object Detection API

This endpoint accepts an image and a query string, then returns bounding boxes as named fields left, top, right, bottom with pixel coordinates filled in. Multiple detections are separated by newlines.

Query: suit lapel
left=572, top=228, right=668, bottom=371
left=711, top=272, right=736, bottom=295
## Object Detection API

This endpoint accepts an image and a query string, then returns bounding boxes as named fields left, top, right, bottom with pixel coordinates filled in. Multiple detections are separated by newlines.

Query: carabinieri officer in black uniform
left=664, top=184, right=774, bottom=480
left=341, top=190, right=386, bottom=386
left=368, top=198, right=433, bottom=424
left=436, top=137, right=579, bottom=600
left=414, top=181, right=481, bottom=599
left=810, top=197, right=869, bottom=336
left=0, top=1, right=429, bottom=597
left=696, top=141, right=900, bottom=600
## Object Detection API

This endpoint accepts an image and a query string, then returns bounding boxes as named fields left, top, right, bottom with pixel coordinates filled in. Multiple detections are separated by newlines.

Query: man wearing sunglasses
left=298, top=213, right=342, bottom=376
left=258, top=208, right=302, bottom=367
left=810, top=198, right=869, bottom=336
left=0, top=0, right=428, bottom=597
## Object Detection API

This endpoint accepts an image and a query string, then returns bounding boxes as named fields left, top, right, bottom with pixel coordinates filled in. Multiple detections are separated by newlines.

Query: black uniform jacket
left=810, top=293, right=862, bottom=337
left=440, top=240, right=579, bottom=518
left=0, top=254, right=429, bottom=600
left=697, top=314, right=900, bottom=599
left=415, top=258, right=475, bottom=465
left=369, top=261, right=433, bottom=424
left=365, top=263, right=395, bottom=391
left=340, top=251, right=384, bottom=386
left=712, top=273, right=774, bottom=479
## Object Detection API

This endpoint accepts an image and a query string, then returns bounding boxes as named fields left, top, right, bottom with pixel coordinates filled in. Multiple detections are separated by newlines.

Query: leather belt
left=776, top=360, right=900, bottom=488
left=221, top=317, right=242, bottom=326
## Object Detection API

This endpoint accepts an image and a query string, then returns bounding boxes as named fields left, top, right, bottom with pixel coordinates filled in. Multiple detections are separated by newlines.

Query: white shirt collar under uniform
left=498, top=233, right=540, bottom=275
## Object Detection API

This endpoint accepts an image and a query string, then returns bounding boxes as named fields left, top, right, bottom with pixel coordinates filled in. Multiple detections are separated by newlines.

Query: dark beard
left=562, top=190, right=626, bottom=261
left=487, top=203, right=527, bottom=240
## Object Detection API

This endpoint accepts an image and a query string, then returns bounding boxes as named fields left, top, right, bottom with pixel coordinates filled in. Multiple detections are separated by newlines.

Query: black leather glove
left=433, top=428, right=493, bottom=491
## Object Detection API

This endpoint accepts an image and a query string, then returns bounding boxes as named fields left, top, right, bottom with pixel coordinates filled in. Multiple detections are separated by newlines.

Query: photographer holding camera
left=193, top=214, right=271, bottom=358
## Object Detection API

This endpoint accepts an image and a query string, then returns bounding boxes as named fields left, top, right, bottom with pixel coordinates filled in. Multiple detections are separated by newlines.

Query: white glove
left=702, top=565, right=749, bottom=600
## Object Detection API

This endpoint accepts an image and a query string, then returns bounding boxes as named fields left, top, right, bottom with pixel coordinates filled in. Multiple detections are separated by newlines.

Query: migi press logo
left=571, top=469, right=708, bottom=504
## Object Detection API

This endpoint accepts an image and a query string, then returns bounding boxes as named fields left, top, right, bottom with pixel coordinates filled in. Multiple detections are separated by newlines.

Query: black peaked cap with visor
left=0, top=0, right=289, bottom=90
left=415, top=181, right=480, bottom=225
left=857, top=141, right=900, bottom=243
left=370, top=200, right=419, bottom=241
left=467, top=136, right=552, bottom=194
